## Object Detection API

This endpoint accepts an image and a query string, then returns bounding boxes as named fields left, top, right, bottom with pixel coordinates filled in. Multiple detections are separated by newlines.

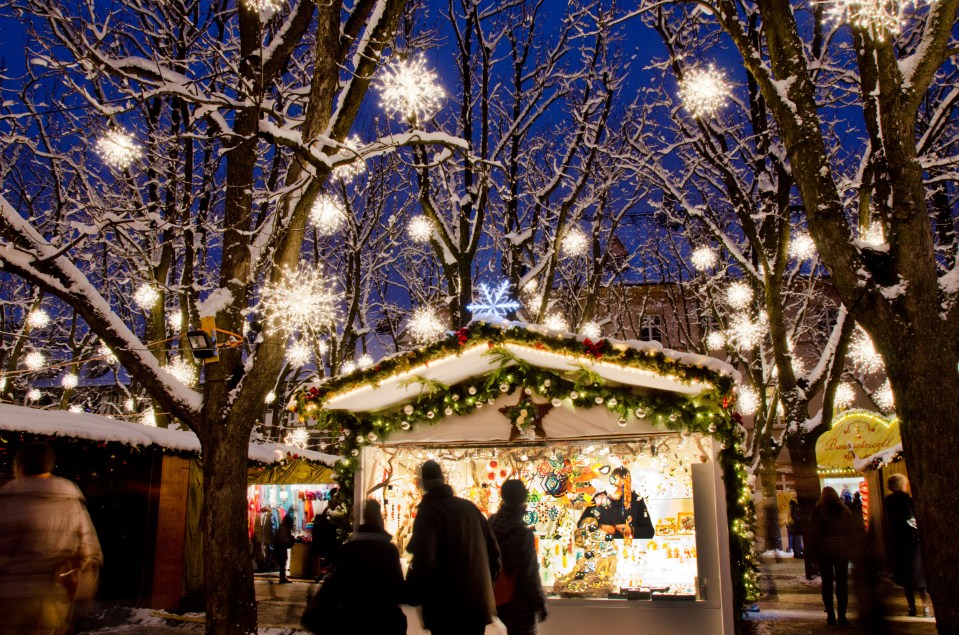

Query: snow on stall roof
left=853, top=442, right=903, bottom=472
left=0, top=404, right=336, bottom=465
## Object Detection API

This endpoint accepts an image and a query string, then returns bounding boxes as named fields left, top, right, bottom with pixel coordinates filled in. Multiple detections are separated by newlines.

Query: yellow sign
left=815, top=410, right=900, bottom=470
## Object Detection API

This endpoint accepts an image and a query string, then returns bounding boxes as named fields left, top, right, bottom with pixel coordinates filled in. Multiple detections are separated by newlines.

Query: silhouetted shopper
left=788, top=499, right=804, bottom=558
left=273, top=510, right=295, bottom=583
left=490, top=480, right=547, bottom=635
left=406, top=460, right=501, bottom=635
left=885, top=474, right=930, bottom=617
left=0, top=442, right=103, bottom=635
left=810, top=486, right=853, bottom=626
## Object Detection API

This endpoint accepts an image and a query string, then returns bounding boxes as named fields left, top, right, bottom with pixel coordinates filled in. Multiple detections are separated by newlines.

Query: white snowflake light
left=407, top=216, right=433, bottom=243
left=849, top=327, right=883, bottom=373
left=260, top=263, right=343, bottom=338
left=377, top=56, right=446, bottom=121
left=834, top=382, right=856, bottom=410
left=24, top=351, right=45, bottom=371
left=62, top=373, right=79, bottom=390
left=728, top=315, right=763, bottom=350
left=580, top=321, right=602, bottom=340
left=99, top=344, right=118, bottom=364
left=737, top=385, right=760, bottom=416
left=726, top=281, right=753, bottom=310
left=691, top=246, right=719, bottom=272
left=141, top=407, right=157, bottom=427
left=790, top=232, right=817, bottom=260
left=678, top=65, right=731, bottom=118
left=466, top=280, right=521, bottom=321
left=286, top=341, right=312, bottom=368
left=408, top=306, right=446, bottom=344
left=26, top=388, right=42, bottom=401
left=874, top=380, right=895, bottom=412
left=341, top=361, right=357, bottom=374
left=285, top=428, right=309, bottom=450
left=96, top=129, right=142, bottom=169
left=332, top=135, right=366, bottom=182
left=68, top=405, right=83, bottom=413
left=544, top=314, right=570, bottom=332
left=167, top=357, right=197, bottom=386
left=357, top=353, right=374, bottom=369
left=310, top=193, right=347, bottom=236
left=705, top=331, right=726, bottom=350
left=562, top=227, right=589, bottom=257
left=265, top=390, right=277, bottom=404
left=27, top=309, right=51, bottom=329
left=134, top=284, right=160, bottom=311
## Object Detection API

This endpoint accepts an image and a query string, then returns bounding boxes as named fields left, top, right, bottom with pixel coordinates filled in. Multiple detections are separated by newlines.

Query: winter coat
left=810, top=501, right=853, bottom=561
left=787, top=503, right=802, bottom=537
left=311, top=510, right=339, bottom=561
left=884, top=491, right=925, bottom=588
left=273, top=514, right=295, bottom=548
left=406, top=484, right=501, bottom=630
left=489, top=504, right=546, bottom=627
left=0, top=475, right=103, bottom=601
left=315, top=524, right=406, bottom=635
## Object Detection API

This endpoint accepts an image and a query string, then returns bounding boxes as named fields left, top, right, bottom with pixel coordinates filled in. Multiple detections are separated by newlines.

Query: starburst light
left=260, top=263, right=342, bottom=338
left=27, top=310, right=51, bottom=329
left=96, top=129, right=142, bottom=169
left=285, top=428, right=309, bottom=449
left=834, top=382, right=856, bottom=410
left=408, top=307, right=446, bottom=344
left=849, top=327, right=883, bottom=373
left=726, top=281, right=753, bottom=310
left=99, top=344, right=118, bottom=364
left=874, top=380, right=895, bottom=412
left=124, top=398, right=135, bottom=412
left=62, top=373, right=79, bottom=390
left=705, top=331, right=726, bottom=350
left=167, top=358, right=197, bottom=386
left=24, top=351, right=45, bottom=371
left=68, top=405, right=83, bottom=413
left=26, top=388, right=42, bottom=401
left=168, top=312, right=184, bottom=331
left=860, top=223, right=886, bottom=246
left=728, top=315, right=763, bottom=350
left=286, top=341, right=312, bottom=368
left=357, top=353, right=374, bottom=369
left=265, top=390, right=277, bottom=404
left=790, top=233, right=817, bottom=260
left=341, top=361, right=357, bottom=374
left=580, top=321, right=602, bottom=340
left=691, top=246, right=719, bottom=272
left=544, top=314, right=570, bottom=332
left=678, top=66, right=731, bottom=118
left=824, top=0, right=916, bottom=41
left=377, top=56, right=445, bottom=122
left=408, top=216, right=433, bottom=243
left=310, top=193, right=347, bottom=236
left=737, top=385, right=760, bottom=416
left=562, top=227, right=589, bottom=257
left=141, top=407, right=157, bottom=427
left=332, top=135, right=366, bottom=182
left=466, top=280, right=521, bottom=321
left=134, top=284, right=160, bottom=310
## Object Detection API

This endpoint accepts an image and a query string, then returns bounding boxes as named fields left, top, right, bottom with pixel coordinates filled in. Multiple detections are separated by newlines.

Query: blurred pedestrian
left=490, top=480, right=547, bottom=635
left=273, top=509, right=295, bottom=584
left=0, top=442, right=103, bottom=635
left=810, top=486, right=853, bottom=626
left=311, top=489, right=339, bottom=579
left=406, top=460, right=501, bottom=635
left=787, top=499, right=804, bottom=558
left=884, top=474, right=930, bottom=617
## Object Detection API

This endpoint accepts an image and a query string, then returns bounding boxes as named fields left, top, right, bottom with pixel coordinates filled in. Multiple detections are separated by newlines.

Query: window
left=640, top=315, right=662, bottom=342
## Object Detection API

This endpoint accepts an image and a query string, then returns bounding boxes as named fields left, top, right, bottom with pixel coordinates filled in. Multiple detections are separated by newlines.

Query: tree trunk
left=200, top=415, right=258, bottom=634
left=786, top=432, right=823, bottom=579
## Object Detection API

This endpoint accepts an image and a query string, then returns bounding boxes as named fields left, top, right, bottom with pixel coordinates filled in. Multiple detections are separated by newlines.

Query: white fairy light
left=141, top=407, right=157, bottom=427
left=544, top=314, right=570, bottom=332
left=791, top=355, right=807, bottom=376
left=691, top=246, right=719, bottom=272
left=332, top=135, right=366, bottom=182
left=242, top=0, right=284, bottom=12
left=168, top=312, right=184, bottom=331
left=285, top=428, right=309, bottom=450
left=562, top=227, right=589, bottom=257
left=260, top=263, right=342, bottom=338
left=705, top=331, right=726, bottom=350
left=737, top=385, right=760, bottom=416
left=96, top=129, right=142, bottom=169
left=357, top=353, right=374, bottom=369
left=62, top=373, right=79, bottom=390
left=408, top=216, right=433, bottom=243
left=124, top=398, right=135, bottom=412
left=874, top=380, right=895, bottom=412
left=860, top=223, right=886, bottom=246
left=24, top=351, right=45, bottom=371
left=68, top=405, right=83, bottom=413
left=286, top=341, right=312, bottom=368
left=134, top=284, right=160, bottom=311
left=849, top=327, right=884, bottom=374
left=834, top=382, right=856, bottom=410
left=377, top=56, right=446, bottom=121
left=824, top=0, right=909, bottom=41
left=790, top=232, right=817, bottom=260
left=341, top=361, right=357, bottom=374
left=408, top=306, right=446, bottom=344
left=522, top=279, right=538, bottom=295
left=580, top=321, right=602, bottom=340
left=27, top=309, right=51, bottom=329
left=317, top=340, right=329, bottom=355
left=99, top=344, right=119, bottom=364
left=26, top=388, right=42, bottom=401
left=265, top=390, right=277, bottom=404
left=726, top=281, right=753, bottom=310
left=0, top=376, right=6, bottom=392
left=309, top=193, right=348, bottom=236
left=678, top=65, right=731, bottom=118
left=728, top=314, right=763, bottom=350
left=167, top=357, right=197, bottom=386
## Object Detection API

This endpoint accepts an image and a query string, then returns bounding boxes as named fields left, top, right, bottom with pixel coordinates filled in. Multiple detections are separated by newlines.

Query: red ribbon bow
left=583, top=338, right=605, bottom=358
left=455, top=327, right=469, bottom=345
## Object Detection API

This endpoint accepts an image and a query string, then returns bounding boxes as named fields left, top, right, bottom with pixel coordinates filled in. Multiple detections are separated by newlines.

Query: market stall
left=297, top=321, right=756, bottom=635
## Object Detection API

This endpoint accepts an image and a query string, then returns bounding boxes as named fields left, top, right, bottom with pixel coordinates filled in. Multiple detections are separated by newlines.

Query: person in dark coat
left=809, top=487, right=854, bottom=626
left=489, top=480, right=547, bottom=635
left=311, top=495, right=339, bottom=578
left=406, top=460, right=501, bottom=635
left=884, top=474, right=930, bottom=617
left=787, top=499, right=804, bottom=558
left=307, top=499, right=406, bottom=635
left=273, top=510, right=295, bottom=583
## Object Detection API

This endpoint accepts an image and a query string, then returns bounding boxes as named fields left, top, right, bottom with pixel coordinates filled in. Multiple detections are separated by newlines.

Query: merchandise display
left=366, top=432, right=705, bottom=599
left=248, top=483, right=336, bottom=538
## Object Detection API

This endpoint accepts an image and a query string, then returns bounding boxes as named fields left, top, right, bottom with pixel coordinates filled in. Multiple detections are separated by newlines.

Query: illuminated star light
left=466, top=280, right=521, bottom=321
left=24, top=351, right=45, bottom=371
left=99, top=344, right=119, bottom=364
left=834, top=382, right=856, bottom=410
left=691, top=246, right=719, bottom=272
left=357, top=353, right=374, bottom=369
left=167, top=357, right=197, bottom=386
left=705, top=331, right=726, bottom=350
left=377, top=56, right=446, bottom=121
left=580, top=321, right=602, bottom=340
left=543, top=314, right=570, bottom=332
left=874, top=380, right=895, bottom=412
left=265, top=390, right=277, bottom=404
left=728, top=315, right=763, bottom=350
left=849, top=327, right=883, bottom=374
left=726, top=281, right=753, bottom=310
left=737, top=385, right=760, bottom=416
left=260, top=263, right=343, bottom=338
left=26, top=388, right=42, bottom=401
left=790, top=232, right=817, bottom=261
left=286, top=341, right=312, bottom=368
left=310, top=193, right=348, bottom=236
left=860, top=223, right=886, bottom=246
left=678, top=65, right=731, bottom=118
left=408, top=215, right=434, bottom=243
left=62, top=373, right=79, bottom=390
left=408, top=306, right=446, bottom=344
left=27, top=310, right=51, bottom=329
left=332, top=135, right=367, bottom=182
left=141, top=407, right=157, bottom=427
left=134, top=284, right=161, bottom=310
left=285, top=428, right=309, bottom=450
left=96, top=129, right=142, bottom=169
left=562, top=227, right=589, bottom=257
left=825, top=0, right=907, bottom=41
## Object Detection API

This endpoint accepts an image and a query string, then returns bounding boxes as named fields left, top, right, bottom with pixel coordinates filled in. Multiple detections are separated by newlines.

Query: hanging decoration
left=96, top=129, right=142, bottom=169
left=874, top=380, right=895, bottom=412
left=99, top=344, right=119, bottom=364
left=825, top=0, right=920, bottom=41
left=725, top=281, right=753, bottom=310
left=499, top=394, right=552, bottom=440
left=310, top=193, right=347, bottom=235
left=691, top=246, right=719, bottom=272
left=166, top=357, right=198, bottom=386
left=260, top=263, right=342, bottom=339
left=24, top=351, right=45, bottom=371
left=543, top=314, right=570, bottom=332
left=561, top=227, right=589, bottom=257
left=580, top=321, right=601, bottom=340
left=331, top=135, right=366, bottom=182
left=736, top=386, right=759, bottom=416
left=407, top=215, right=433, bottom=243
left=26, top=388, right=42, bottom=401
left=466, top=281, right=522, bottom=321
left=705, top=331, right=726, bottom=350
left=678, top=66, right=730, bottom=118
left=789, top=233, right=816, bottom=260
left=377, top=56, right=446, bottom=121
left=62, top=373, right=79, bottom=390
left=27, top=310, right=50, bottom=329
left=134, top=284, right=160, bottom=311
left=849, top=327, right=883, bottom=374
left=833, top=382, right=856, bottom=410
left=727, top=315, right=762, bottom=350
left=286, top=341, right=312, bottom=368
left=408, top=306, right=446, bottom=344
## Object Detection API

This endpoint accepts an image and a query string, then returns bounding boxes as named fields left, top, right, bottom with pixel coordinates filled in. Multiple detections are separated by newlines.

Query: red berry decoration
left=488, top=472, right=496, bottom=480
left=499, top=469, right=507, bottom=478
left=490, top=460, right=497, bottom=468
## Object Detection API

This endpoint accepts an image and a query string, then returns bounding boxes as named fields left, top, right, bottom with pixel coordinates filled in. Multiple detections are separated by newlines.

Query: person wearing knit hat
left=490, top=480, right=547, bottom=634
left=406, top=460, right=502, bottom=635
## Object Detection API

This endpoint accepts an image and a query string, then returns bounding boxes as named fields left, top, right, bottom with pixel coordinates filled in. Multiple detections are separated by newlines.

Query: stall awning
left=248, top=458, right=335, bottom=484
